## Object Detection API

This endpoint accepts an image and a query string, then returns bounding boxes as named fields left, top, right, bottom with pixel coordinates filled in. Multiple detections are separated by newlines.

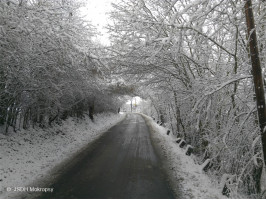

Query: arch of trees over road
left=0, top=0, right=133, bottom=133
left=1, top=0, right=266, bottom=198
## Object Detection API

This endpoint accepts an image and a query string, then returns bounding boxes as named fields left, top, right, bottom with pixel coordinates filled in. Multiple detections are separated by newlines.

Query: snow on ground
left=0, top=112, right=125, bottom=198
left=140, top=113, right=226, bottom=199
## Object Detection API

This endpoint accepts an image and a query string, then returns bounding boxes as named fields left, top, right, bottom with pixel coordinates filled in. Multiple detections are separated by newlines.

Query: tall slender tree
left=244, top=0, right=266, bottom=167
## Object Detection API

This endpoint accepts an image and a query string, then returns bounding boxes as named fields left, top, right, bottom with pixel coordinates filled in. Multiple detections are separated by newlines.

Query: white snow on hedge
left=140, top=113, right=225, bottom=199
left=0, top=112, right=125, bottom=198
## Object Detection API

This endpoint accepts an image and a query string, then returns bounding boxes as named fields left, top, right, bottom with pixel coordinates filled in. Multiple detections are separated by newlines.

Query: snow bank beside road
left=0, top=113, right=125, bottom=198
left=140, top=113, right=225, bottom=199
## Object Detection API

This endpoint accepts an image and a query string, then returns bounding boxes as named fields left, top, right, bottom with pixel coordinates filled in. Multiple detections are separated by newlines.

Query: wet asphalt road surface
left=39, top=114, right=175, bottom=199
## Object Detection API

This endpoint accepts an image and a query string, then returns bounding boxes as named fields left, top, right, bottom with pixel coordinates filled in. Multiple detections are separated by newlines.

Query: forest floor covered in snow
left=0, top=112, right=125, bottom=198
left=140, top=113, right=226, bottom=199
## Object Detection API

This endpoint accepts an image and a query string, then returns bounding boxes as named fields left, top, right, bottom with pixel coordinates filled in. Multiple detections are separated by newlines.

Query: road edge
left=138, top=113, right=183, bottom=199
left=4, top=113, right=127, bottom=199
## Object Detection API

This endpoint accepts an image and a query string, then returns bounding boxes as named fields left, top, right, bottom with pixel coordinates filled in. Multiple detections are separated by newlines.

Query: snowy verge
left=140, top=113, right=225, bottom=199
left=0, top=112, right=126, bottom=198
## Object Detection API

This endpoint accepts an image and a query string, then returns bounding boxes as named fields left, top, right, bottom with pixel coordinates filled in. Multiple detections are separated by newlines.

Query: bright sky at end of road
left=126, top=96, right=142, bottom=105
left=79, top=0, right=116, bottom=46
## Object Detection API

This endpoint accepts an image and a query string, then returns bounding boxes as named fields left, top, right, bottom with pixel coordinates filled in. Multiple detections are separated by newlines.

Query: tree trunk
left=245, top=0, right=266, bottom=167
left=89, top=100, right=95, bottom=121
left=173, top=91, right=185, bottom=134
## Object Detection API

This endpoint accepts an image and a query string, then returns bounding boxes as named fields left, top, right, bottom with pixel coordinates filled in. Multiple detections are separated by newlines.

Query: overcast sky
left=79, top=0, right=116, bottom=45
